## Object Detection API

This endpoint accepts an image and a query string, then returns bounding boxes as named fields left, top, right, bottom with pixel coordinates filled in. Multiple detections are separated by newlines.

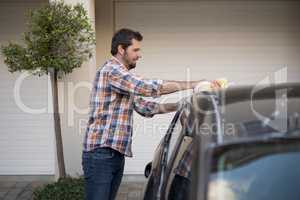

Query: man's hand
left=193, top=78, right=229, bottom=92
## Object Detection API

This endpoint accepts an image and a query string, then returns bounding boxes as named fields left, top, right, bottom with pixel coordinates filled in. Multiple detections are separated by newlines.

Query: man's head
left=111, top=28, right=143, bottom=70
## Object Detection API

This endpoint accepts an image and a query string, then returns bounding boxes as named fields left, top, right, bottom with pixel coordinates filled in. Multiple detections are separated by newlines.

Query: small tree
left=1, top=1, right=95, bottom=178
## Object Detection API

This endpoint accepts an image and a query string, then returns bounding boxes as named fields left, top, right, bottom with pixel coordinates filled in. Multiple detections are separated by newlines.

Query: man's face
left=122, top=39, right=142, bottom=70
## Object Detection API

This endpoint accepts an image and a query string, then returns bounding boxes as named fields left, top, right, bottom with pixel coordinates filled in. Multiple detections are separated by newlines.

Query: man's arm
left=155, top=102, right=180, bottom=114
left=159, top=80, right=206, bottom=95
left=109, top=66, right=162, bottom=97
left=133, top=97, right=181, bottom=117
left=109, top=65, right=207, bottom=97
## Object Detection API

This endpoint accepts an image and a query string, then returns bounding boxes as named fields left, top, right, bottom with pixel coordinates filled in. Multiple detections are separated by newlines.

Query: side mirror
left=144, top=162, right=152, bottom=178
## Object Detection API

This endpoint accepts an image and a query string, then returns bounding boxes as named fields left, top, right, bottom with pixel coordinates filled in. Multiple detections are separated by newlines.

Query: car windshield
left=207, top=138, right=300, bottom=200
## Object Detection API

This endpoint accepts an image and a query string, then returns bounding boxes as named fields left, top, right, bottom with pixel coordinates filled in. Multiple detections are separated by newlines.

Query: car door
left=162, top=94, right=211, bottom=200
left=143, top=109, right=183, bottom=200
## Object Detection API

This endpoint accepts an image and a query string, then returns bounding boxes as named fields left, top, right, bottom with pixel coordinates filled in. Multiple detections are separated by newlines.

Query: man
left=82, top=28, right=207, bottom=200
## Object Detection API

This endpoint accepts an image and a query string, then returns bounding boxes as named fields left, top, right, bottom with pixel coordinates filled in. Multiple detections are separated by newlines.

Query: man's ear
left=117, top=45, right=125, bottom=56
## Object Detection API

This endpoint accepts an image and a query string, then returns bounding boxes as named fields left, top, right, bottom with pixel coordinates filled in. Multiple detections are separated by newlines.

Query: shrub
left=33, top=177, right=85, bottom=200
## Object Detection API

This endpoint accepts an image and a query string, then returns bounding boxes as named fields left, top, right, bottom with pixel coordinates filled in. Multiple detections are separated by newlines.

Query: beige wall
left=58, top=0, right=115, bottom=177
left=95, top=0, right=115, bottom=67
left=50, top=0, right=97, bottom=177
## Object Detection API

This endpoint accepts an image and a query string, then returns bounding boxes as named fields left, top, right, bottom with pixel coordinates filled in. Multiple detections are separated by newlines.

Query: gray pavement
left=0, top=179, right=146, bottom=200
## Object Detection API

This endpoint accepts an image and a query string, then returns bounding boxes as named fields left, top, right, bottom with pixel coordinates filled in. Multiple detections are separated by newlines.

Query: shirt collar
left=111, top=56, right=128, bottom=71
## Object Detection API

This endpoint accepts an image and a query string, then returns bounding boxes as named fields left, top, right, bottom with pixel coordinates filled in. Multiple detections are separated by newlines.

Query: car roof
left=190, top=82, right=300, bottom=146
left=195, top=82, right=300, bottom=106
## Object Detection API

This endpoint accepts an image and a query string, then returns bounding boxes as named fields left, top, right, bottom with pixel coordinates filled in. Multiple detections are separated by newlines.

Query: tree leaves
left=1, top=0, right=96, bottom=76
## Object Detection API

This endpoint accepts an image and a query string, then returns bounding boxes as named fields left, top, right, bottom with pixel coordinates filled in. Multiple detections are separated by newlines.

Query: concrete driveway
left=0, top=176, right=146, bottom=200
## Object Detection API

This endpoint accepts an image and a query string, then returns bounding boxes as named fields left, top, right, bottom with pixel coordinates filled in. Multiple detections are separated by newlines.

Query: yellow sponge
left=211, top=78, right=228, bottom=89
left=194, top=78, right=229, bottom=92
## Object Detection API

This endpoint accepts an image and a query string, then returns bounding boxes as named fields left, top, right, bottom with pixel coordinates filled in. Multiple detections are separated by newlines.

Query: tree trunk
left=49, top=69, right=66, bottom=178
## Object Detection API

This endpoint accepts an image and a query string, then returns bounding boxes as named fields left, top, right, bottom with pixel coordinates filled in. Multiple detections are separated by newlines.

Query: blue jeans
left=82, top=147, right=125, bottom=200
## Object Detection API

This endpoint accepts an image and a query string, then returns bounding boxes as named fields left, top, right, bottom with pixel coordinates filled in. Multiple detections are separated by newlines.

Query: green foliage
left=1, top=0, right=95, bottom=76
left=33, top=177, right=84, bottom=200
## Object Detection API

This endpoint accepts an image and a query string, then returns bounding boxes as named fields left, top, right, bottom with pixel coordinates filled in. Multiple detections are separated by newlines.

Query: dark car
left=143, top=82, right=300, bottom=200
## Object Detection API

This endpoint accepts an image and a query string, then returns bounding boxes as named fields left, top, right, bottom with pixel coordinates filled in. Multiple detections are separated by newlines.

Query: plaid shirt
left=83, top=57, right=163, bottom=157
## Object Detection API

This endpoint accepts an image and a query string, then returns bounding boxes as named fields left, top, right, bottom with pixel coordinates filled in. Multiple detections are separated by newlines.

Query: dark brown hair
left=111, top=28, right=143, bottom=56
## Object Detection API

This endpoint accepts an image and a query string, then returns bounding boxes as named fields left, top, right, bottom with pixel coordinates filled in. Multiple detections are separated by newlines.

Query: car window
left=166, top=109, right=189, bottom=165
left=221, top=98, right=300, bottom=140
left=166, top=137, right=195, bottom=200
left=208, top=139, right=300, bottom=200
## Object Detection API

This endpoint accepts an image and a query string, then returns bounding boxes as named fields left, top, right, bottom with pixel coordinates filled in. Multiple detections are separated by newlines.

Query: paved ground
left=116, top=181, right=145, bottom=200
left=0, top=180, right=146, bottom=200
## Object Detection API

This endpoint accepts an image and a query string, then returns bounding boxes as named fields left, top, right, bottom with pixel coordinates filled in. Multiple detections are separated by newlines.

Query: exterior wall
left=0, top=0, right=55, bottom=176
left=49, top=0, right=97, bottom=177
left=114, top=0, right=300, bottom=174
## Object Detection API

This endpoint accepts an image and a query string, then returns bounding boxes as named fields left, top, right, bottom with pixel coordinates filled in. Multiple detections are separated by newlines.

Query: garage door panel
left=116, top=1, right=300, bottom=174
left=0, top=0, right=55, bottom=175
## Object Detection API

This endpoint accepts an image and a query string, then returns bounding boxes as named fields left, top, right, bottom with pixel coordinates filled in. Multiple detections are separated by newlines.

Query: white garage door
left=0, top=0, right=55, bottom=175
left=115, top=1, right=300, bottom=174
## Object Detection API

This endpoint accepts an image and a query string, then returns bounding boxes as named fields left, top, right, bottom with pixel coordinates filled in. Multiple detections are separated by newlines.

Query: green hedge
left=33, top=177, right=84, bottom=200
